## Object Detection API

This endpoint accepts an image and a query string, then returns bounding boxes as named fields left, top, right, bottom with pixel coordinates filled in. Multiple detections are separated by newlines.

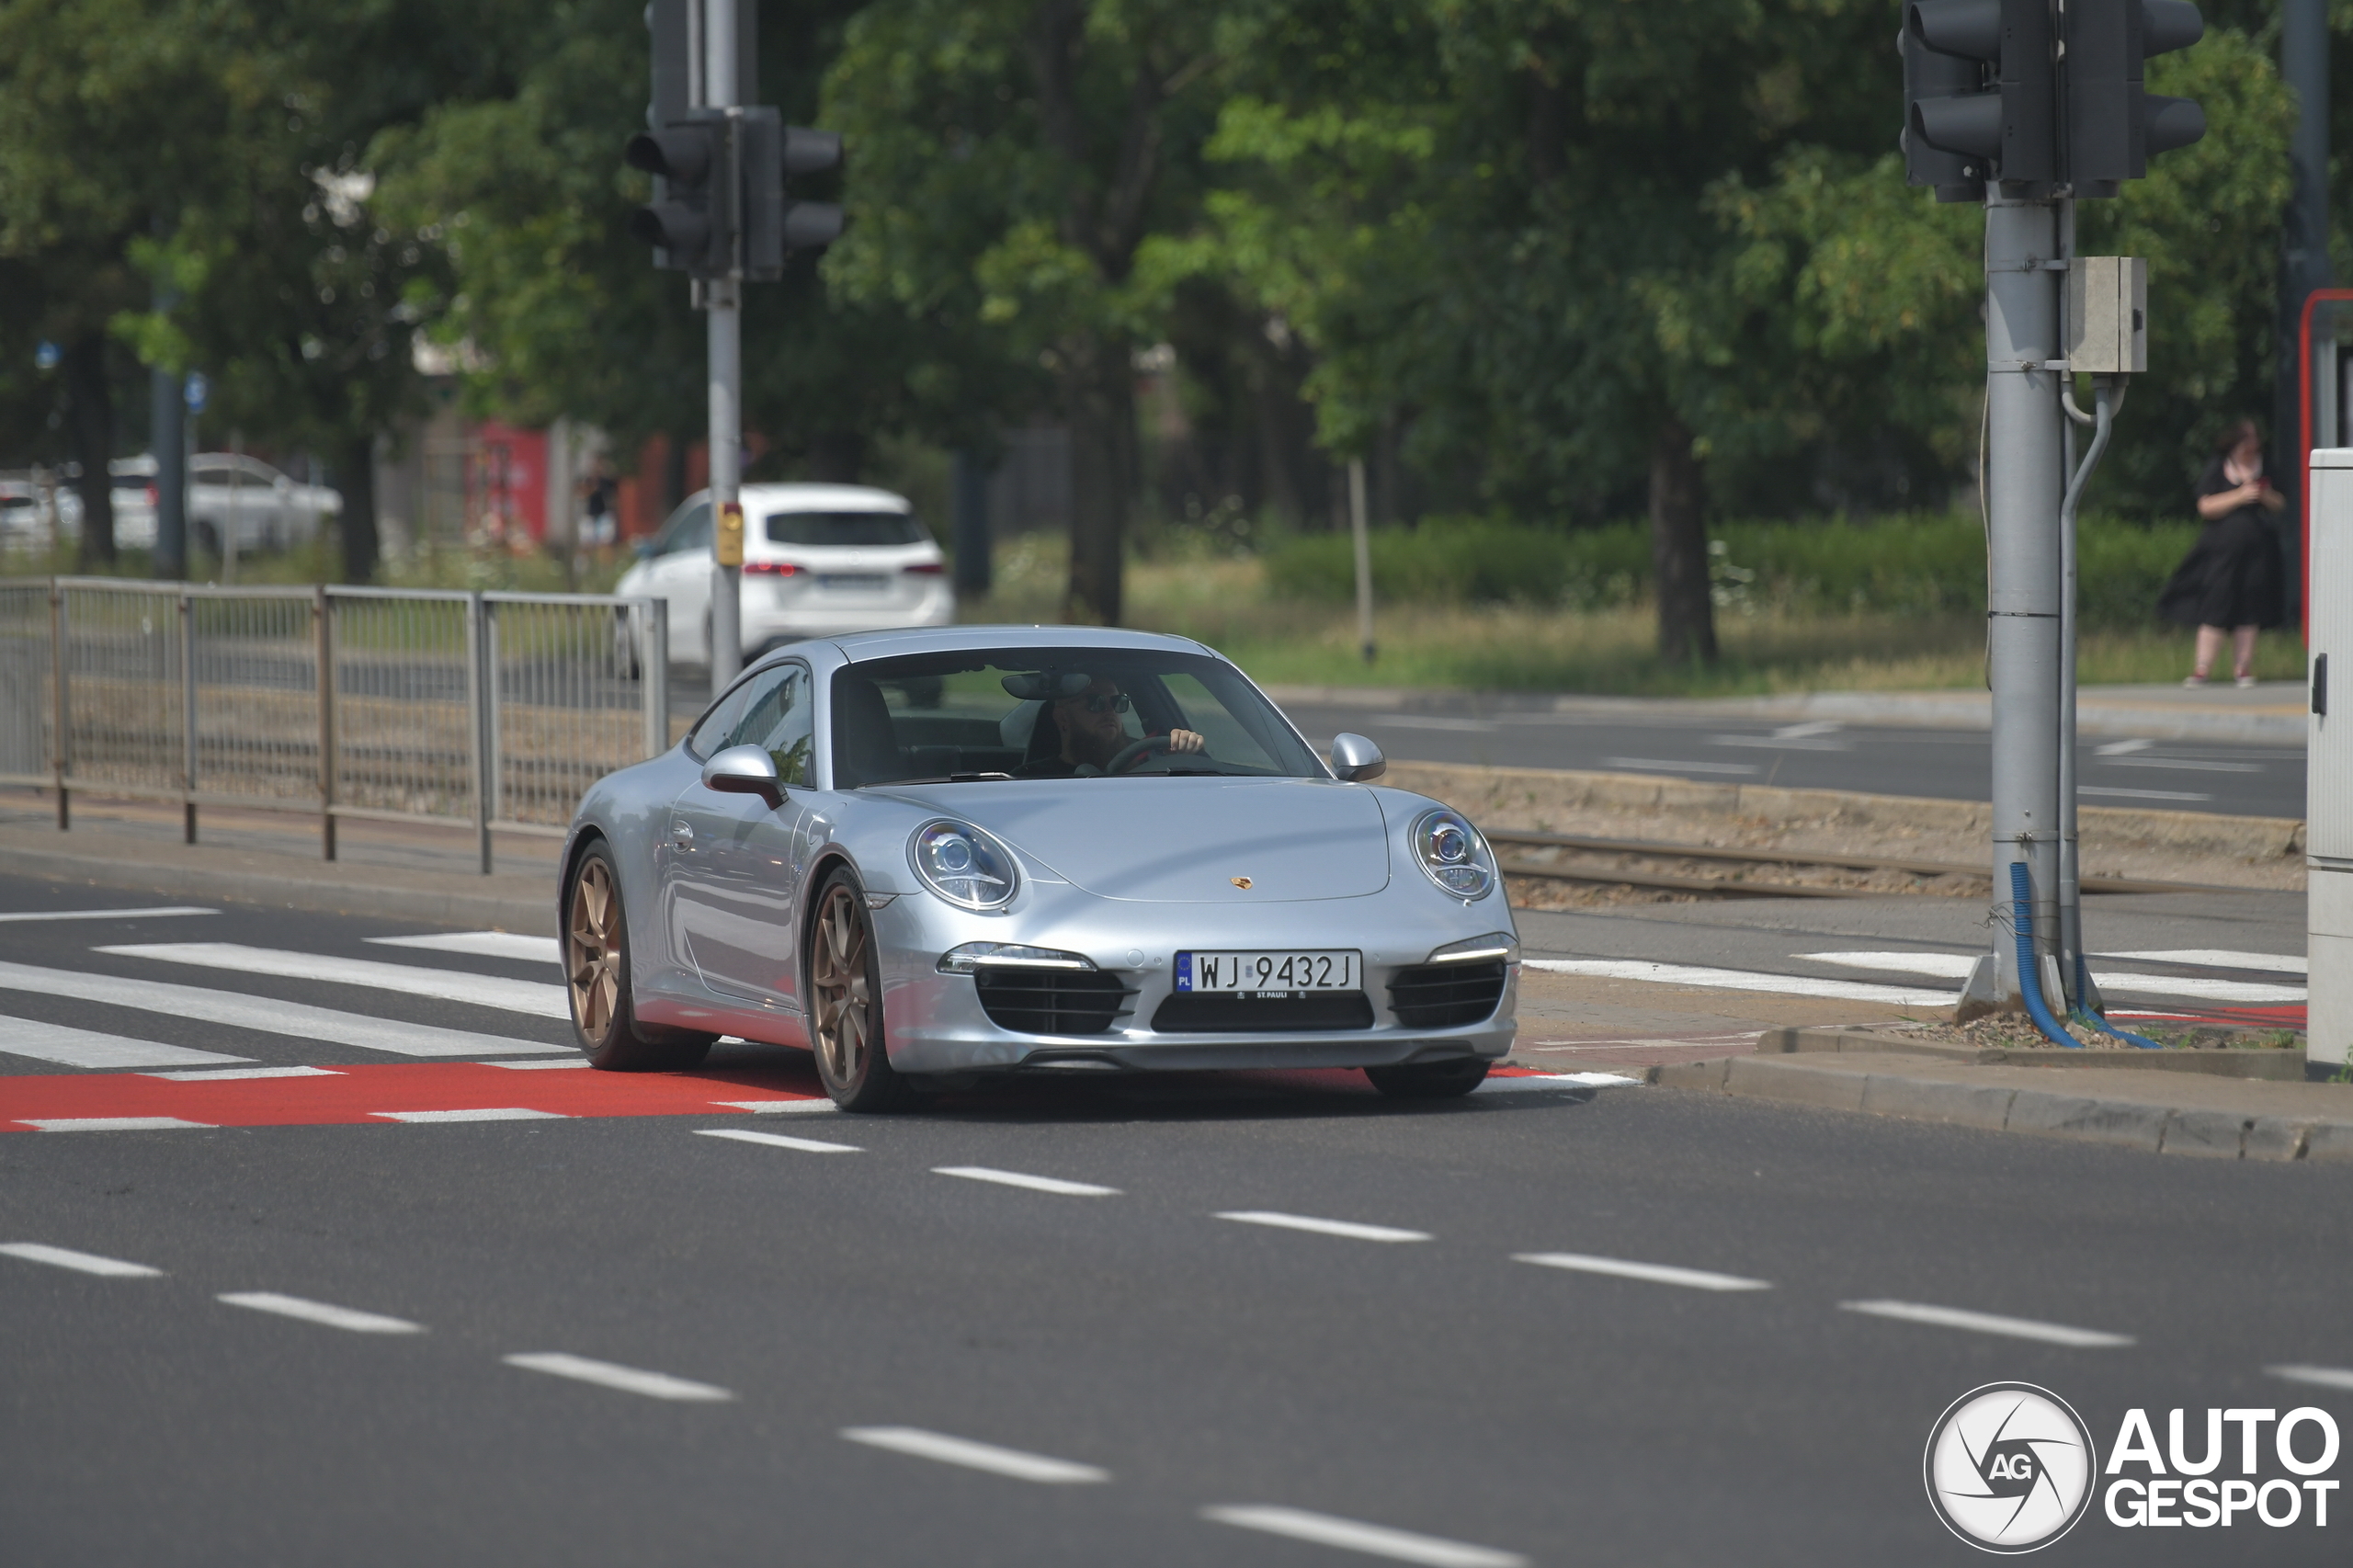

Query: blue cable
left=2007, top=863, right=2082, bottom=1049
left=2070, top=950, right=2164, bottom=1051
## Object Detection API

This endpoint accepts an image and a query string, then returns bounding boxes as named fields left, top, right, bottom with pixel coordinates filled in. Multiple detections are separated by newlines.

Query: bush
left=1259, top=511, right=2209, bottom=630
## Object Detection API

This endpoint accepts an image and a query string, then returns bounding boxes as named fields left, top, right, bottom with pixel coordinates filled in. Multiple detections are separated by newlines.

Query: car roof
left=695, top=483, right=911, bottom=514
left=822, top=624, right=1212, bottom=664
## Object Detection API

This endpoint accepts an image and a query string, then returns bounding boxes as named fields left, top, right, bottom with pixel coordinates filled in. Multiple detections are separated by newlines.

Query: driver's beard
left=1062, top=718, right=1123, bottom=769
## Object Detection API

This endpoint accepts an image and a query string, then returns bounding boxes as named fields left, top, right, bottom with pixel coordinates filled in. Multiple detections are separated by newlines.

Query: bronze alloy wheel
left=568, top=855, right=622, bottom=1040
left=806, top=870, right=909, bottom=1109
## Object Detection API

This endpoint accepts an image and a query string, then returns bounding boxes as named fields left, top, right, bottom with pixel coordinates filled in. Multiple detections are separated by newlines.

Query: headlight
left=909, top=819, right=1019, bottom=910
left=1412, top=809, right=1495, bottom=900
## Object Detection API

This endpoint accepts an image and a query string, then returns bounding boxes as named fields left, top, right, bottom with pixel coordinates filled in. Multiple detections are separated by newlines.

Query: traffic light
left=1906, top=0, right=2057, bottom=187
left=1900, top=28, right=1986, bottom=203
left=2063, top=0, right=2205, bottom=197
left=626, top=112, right=732, bottom=278
left=743, top=116, right=845, bottom=280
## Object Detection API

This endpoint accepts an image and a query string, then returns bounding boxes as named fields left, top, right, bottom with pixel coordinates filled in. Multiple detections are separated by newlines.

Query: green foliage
left=1262, top=513, right=2205, bottom=631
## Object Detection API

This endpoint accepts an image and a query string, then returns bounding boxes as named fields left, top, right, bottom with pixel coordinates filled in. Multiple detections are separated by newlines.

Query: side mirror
left=701, top=744, right=783, bottom=807
left=1330, top=733, right=1385, bottom=783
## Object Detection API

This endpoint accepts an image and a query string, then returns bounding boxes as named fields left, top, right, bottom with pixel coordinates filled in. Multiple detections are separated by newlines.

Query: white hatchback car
left=619, top=483, right=955, bottom=666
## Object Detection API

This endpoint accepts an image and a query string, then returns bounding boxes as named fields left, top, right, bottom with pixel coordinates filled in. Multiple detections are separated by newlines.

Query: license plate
left=1176, top=949, right=1360, bottom=994
left=815, top=573, right=888, bottom=591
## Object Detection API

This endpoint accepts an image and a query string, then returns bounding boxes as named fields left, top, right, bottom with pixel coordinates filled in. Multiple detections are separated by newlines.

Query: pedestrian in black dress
left=2156, top=418, right=2286, bottom=687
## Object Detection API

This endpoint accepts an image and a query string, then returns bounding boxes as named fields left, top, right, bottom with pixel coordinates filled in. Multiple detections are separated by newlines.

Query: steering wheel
left=1106, top=734, right=1173, bottom=774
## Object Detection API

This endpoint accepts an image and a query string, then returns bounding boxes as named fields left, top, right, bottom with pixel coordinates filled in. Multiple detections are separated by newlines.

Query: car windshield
left=831, top=648, right=1322, bottom=787
left=766, top=511, right=927, bottom=548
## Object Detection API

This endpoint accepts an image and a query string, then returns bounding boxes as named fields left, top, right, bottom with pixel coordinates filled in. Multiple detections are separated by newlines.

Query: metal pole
left=180, top=588, right=197, bottom=844
left=151, top=357, right=186, bottom=579
left=2054, top=199, right=2081, bottom=1011
left=465, top=591, right=492, bottom=875
left=705, top=0, right=744, bottom=687
left=315, top=585, right=336, bottom=861
left=1348, top=459, right=1375, bottom=664
left=1962, top=190, right=2064, bottom=1015
left=2280, top=0, right=2331, bottom=624
left=644, top=599, right=671, bottom=758
left=50, top=580, right=67, bottom=831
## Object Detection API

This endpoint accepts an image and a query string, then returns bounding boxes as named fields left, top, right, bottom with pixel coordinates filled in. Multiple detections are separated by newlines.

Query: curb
left=1756, top=1024, right=2308, bottom=1080
left=1, top=843, right=556, bottom=936
left=1647, top=1051, right=2353, bottom=1162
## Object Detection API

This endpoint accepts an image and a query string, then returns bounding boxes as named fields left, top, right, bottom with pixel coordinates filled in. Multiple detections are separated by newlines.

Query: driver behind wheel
left=1051, top=676, right=1203, bottom=775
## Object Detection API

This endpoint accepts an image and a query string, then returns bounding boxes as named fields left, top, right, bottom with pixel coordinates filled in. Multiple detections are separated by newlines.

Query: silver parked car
left=559, top=625, right=1518, bottom=1108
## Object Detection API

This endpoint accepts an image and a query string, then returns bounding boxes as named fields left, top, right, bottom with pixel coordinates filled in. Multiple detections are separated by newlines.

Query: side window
left=687, top=670, right=766, bottom=758
left=728, top=665, right=813, bottom=786
left=654, top=500, right=711, bottom=557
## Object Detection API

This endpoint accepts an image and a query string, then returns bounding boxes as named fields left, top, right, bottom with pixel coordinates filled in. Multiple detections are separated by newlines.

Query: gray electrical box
left=2066, top=256, right=2148, bottom=374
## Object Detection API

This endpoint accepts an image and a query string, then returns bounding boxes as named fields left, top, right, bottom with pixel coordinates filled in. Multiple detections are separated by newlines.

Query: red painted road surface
left=0, top=1062, right=1573, bottom=1131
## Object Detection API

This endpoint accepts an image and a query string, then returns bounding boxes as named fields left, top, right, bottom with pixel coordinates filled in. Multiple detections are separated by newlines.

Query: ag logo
left=1925, top=1383, right=2097, bottom=1552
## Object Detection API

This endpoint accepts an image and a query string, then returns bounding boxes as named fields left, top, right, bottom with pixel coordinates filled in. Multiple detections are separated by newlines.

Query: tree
left=825, top=0, right=1225, bottom=624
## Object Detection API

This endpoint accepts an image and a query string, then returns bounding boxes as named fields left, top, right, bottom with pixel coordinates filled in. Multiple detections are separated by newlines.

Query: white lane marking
left=1800, top=950, right=2304, bottom=1004
left=1773, top=720, right=1845, bottom=740
left=840, top=1426, right=1108, bottom=1484
left=1523, top=958, right=1953, bottom=1007
left=933, top=1165, right=1120, bottom=1197
left=2268, top=1364, right=2353, bottom=1392
left=142, top=1065, right=340, bottom=1082
left=0, top=905, right=215, bottom=924
left=1216, top=1211, right=1431, bottom=1244
left=97, top=944, right=568, bottom=1018
left=218, top=1291, right=423, bottom=1334
left=0, top=1242, right=163, bottom=1277
left=2104, top=756, right=2262, bottom=773
left=2078, top=786, right=2211, bottom=802
left=369, top=931, right=563, bottom=965
left=503, top=1352, right=733, bottom=1402
left=1202, top=1505, right=1528, bottom=1568
left=1481, top=1072, right=1642, bottom=1092
left=488, top=1058, right=591, bottom=1070
left=1599, top=757, right=1758, bottom=776
left=19, top=1116, right=212, bottom=1131
left=2097, top=949, right=2308, bottom=976
left=0, top=1014, right=254, bottom=1070
left=0, top=960, right=561, bottom=1056
left=1513, top=1251, right=1770, bottom=1292
left=1370, top=714, right=1497, bottom=733
left=714, top=1097, right=837, bottom=1114
left=1840, top=1299, right=2133, bottom=1347
left=697, top=1128, right=862, bottom=1153
left=369, top=1108, right=567, bottom=1124
left=2096, top=738, right=2153, bottom=756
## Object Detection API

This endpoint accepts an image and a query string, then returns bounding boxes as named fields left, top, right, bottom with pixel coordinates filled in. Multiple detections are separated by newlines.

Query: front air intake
left=974, top=967, right=1131, bottom=1035
left=1387, top=960, right=1506, bottom=1028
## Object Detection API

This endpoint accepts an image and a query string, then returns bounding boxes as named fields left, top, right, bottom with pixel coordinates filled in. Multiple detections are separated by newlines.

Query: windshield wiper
left=868, top=772, right=1015, bottom=786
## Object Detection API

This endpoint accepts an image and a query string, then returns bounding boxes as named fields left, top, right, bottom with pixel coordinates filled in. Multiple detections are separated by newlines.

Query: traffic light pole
left=1965, top=191, right=2066, bottom=1013
left=703, top=0, right=743, bottom=688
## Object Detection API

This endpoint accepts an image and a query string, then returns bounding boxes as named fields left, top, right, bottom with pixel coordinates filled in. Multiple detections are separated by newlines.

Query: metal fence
left=0, top=578, right=668, bottom=872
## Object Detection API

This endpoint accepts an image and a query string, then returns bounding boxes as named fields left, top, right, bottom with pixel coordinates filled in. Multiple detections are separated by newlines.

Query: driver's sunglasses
left=1064, top=690, right=1131, bottom=715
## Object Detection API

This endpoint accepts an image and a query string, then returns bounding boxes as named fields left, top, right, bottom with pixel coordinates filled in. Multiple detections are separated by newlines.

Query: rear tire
left=806, top=867, right=912, bottom=1111
left=1365, top=1058, right=1491, bottom=1099
left=566, top=842, right=715, bottom=1070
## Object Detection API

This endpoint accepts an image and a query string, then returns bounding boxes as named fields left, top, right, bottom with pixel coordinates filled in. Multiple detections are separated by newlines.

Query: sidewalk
left=1263, top=679, right=2309, bottom=746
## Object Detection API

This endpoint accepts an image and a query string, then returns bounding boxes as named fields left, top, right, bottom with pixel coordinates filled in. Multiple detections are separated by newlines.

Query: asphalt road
left=1277, top=702, right=2306, bottom=821
left=3, top=881, right=2346, bottom=1565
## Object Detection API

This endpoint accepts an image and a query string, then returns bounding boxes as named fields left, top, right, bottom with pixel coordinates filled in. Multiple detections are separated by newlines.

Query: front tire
left=566, top=842, right=715, bottom=1070
left=806, top=868, right=911, bottom=1111
left=1365, top=1058, right=1491, bottom=1099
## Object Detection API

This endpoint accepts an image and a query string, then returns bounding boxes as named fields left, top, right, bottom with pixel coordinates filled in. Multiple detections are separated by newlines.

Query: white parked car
left=104, top=453, right=341, bottom=553
left=619, top=483, right=955, bottom=667
left=0, top=478, right=81, bottom=550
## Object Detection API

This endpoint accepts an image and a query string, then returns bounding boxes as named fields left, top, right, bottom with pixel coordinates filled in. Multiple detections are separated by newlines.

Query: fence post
left=315, top=585, right=336, bottom=861
left=485, top=602, right=503, bottom=839
left=643, top=598, right=669, bottom=759
left=49, top=578, right=66, bottom=831
left=180, top=589, right=197, bottom=844
left=464, top=591, right=492, bottom=875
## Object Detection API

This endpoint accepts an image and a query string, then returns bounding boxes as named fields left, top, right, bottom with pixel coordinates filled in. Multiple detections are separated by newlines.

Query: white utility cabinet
left=2311, top=449, right=2353, bottom=1068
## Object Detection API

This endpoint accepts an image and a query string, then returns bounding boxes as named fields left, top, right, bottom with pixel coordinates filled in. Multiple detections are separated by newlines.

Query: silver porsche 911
left=558, top=625, right=1519, bottom=1109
